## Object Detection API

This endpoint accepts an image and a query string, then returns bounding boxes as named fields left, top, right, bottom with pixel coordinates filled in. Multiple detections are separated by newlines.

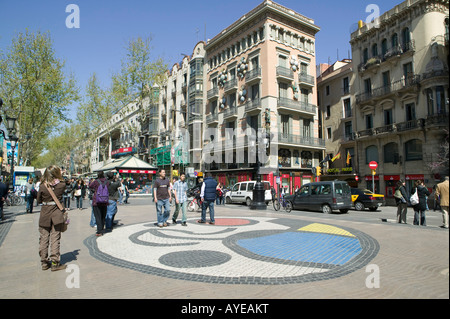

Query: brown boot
left=51, top=262, right=67, bottom=272
left=41, top=261, right=51, bottom=271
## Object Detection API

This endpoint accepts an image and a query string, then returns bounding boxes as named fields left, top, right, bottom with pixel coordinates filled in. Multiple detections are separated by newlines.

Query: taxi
left=350, top=188, right=385, bottom=211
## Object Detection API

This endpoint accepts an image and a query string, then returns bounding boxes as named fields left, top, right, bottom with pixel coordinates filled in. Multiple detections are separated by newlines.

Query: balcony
left=246, top=67, right=262, bottom=84
left=355, top=118, right=427, bottom=139
left=223, top=78, right=238, bottom=92
left=276, top=66, right=294, bottom=81
left=356, top=74, right=420, bottom=104
left=206, top=113, right=219, bottom=125
left=245, top=98, right=262, bottom=114
left=277, top=97, right=316, bottom=115
left=298, top=73, right=315, bottom=87
left=188, top=114, right=203, bottom=123
left=278, top=133, right=325, bottom=148
left=207, top=87, right=219, bottom=100
left=223, top=107, right=238, bottom=120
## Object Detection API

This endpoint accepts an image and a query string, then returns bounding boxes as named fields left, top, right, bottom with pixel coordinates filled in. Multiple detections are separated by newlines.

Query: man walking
left=154, top=169, right=171, bottom=228
left=0, top=179, right=8, bottom=221
left=435, top=176, right=449, bottom=229
left=199, top=173, right=217, bottom=225
left=172, top=173, right=188, bottom=226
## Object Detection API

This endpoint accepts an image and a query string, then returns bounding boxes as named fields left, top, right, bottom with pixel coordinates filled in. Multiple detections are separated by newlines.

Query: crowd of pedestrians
left=1, top=164, right=448, bottom=273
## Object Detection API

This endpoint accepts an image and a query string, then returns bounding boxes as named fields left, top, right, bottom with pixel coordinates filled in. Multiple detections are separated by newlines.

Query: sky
left=0, top=0, right=403, bottom=122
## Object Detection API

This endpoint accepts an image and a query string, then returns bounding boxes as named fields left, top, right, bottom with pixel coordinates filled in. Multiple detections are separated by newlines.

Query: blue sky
left=0, top=0, right=401, bottom=122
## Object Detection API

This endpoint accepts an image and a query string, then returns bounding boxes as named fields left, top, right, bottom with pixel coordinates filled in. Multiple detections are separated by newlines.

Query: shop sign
left=112, top=147, right=135, bottom=157
left=119, top=169, right=156, bottom=174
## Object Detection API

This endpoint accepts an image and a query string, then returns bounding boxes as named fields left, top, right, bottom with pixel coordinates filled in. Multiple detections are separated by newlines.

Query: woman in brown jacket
left=36, top=166, right=67, bottom=271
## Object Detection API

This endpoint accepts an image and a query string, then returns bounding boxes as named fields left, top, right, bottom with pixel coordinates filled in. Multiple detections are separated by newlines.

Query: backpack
left=96, top=179, right=109, bottom=204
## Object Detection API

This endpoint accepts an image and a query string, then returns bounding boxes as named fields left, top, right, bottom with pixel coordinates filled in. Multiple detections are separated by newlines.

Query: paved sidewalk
left=0, top=200, right=448, bottom=299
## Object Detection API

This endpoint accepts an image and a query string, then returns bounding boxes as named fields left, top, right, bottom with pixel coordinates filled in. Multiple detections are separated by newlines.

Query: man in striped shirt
left=172, top=173, right=188, bottom=226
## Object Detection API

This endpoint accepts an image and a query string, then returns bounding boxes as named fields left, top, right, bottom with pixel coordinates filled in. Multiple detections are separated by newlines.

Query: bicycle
left=6, top=192, right=25, bottom=206
left=272, top=193, right=292, bottom=213
left=187, top=197, right=202, bottom=212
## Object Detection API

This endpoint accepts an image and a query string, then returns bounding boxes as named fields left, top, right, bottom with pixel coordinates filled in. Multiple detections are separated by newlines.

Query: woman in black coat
left=411, top=179, right=430, bottom=226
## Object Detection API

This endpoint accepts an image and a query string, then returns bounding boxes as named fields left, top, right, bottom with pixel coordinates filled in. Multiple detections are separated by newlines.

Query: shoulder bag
left=410, top=188, right=419, bottom=206
left=45, top=182, right=70, bottom=232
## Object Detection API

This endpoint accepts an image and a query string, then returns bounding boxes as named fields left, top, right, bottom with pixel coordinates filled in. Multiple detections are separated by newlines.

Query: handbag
left=410, top=189, right=419, bottom=206
left=74, top=188, right=82, bottom=197
left=45, top=182, right=70, bottom=232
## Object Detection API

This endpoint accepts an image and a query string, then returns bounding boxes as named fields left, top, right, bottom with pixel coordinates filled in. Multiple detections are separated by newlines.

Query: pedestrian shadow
left=61, top=249, right=80, bottom=264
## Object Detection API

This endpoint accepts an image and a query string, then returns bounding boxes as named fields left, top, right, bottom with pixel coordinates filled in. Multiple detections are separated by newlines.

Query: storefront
left=13, top=166, right=35, bottom=195
left=384, top=175, right=400, bottom=198
left=405, top=174, right=425, bottom=195
left=365, top=175, right=380, bottom=193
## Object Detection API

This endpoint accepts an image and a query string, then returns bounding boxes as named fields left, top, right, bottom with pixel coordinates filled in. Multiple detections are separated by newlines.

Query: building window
left=251, top=84, right=259, bottom=100
left=326, top=127, right=332, bottom=140
left=326, top=105, right=331, bottom=118
left=303, top=119, right=311, bottom=137
left=343, top=98, right=352, bottom=118
left=281, top=115, right=290, bottom=137
left=384, top=109, right=393, bottom=125
left=344, top=121, right=353, bottom=140
left=372, top=43, right=378, bottom=57
left=381, top=38, right=388, bottom=57
left=363, top=48, right=369, bottom=64
left=426, top=88, right=434, bottom=115
left=405, top=139, right=423, bottom=161
left=229, top=93, right=236, bottom=108
left=405, top=103, right=416, bottom=121
left=391, top=33, right=398, bottom=49
left=436, top=86, right=446, bottom=114
left=343, top=77, right=350, bottom=95
left=365, top=145, right=378, bottom=164
left=365, top=114, right=373, bottom=129
left=326, top=85, right=330, bottom=95
left=384, top=142, right=398, bottom=163
left=279, top=82, right=288, bottom=98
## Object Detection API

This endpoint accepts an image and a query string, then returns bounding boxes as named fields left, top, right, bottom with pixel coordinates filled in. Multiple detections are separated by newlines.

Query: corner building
left=202, top=0, right=324, bottom=192
left=350, top=0, right=449, bottom=197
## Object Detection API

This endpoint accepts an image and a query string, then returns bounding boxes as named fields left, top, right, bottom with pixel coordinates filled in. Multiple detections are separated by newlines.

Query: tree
left=428, top=129, right=449, bottom=175
left=0, top=30, right=79, bottom=166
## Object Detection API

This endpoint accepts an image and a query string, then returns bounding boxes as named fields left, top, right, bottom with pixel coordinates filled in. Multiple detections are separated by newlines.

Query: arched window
left=365, top=145, right=378, bottom=164
left=384, top=142, right=398, bottom=163
left=391, top=33, right=398, bottom=49
left=401, top=27, right=411, bottom=50
left=363, top=48, right=369, bottom=64
left=381, top=39, right=388, bottom=57
left=372, top=43, right=378, bottom=57
left=405, top=139, right=423, bottom=161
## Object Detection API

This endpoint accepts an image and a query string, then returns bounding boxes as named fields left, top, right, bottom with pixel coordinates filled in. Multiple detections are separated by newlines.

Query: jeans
left=413, top=209, right=426, bottom=226
left=201, top=200, right=215, bottom=223
left=63, top=196, right=70, bottom=209
left=156, top=199, right=170, bottom=226
left=118, top=191, right=123, bottom=204
left=172, top=201, right=187, bottom=223
left=26, top=194, right=34, bottom=213
left=105, top=200, right=117, bottom=230
left=216, top=196, right=224, bottom=205
left=89, top=200, right=96, bottom=227
left=75, top=196, right=83, bottom=208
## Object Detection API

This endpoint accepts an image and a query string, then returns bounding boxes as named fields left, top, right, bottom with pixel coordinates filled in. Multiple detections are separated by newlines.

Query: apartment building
left=202, top=0, right=323, bottom=191
left=317, top=59, right=357, bottom=187
left=350, top=0, right=449, bottom=197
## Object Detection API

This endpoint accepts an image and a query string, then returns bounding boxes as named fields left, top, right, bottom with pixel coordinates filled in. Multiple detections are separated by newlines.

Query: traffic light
left=316, top=166, right=322, bottom=176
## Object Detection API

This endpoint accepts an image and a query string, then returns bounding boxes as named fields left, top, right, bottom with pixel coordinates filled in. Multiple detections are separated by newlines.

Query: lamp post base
left=250, top=182, right=267, bottom=210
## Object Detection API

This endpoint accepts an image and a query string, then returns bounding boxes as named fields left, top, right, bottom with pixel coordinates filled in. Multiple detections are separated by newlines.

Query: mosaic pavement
left=84, top=217, right=379, bottom=285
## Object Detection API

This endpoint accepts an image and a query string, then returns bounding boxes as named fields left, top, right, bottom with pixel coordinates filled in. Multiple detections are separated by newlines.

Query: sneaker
left=209, top=221, right=215, bottom=225
left=172, top=218, right=177, bottom=224
left=197, top=220, right=206, bottom=224
left=51, top=262, right=67, bottom=272
left=182, top=222, right=187, bottom=226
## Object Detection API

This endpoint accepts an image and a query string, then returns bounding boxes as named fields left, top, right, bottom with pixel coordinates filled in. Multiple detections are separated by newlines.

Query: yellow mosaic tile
left=298, top=223, right=355, bottom=237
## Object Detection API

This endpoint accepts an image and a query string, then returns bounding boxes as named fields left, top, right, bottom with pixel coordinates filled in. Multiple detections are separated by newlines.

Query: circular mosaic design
left=159, top=250, right=231, bottom=268
left=84, top=217, right=379, bottom=285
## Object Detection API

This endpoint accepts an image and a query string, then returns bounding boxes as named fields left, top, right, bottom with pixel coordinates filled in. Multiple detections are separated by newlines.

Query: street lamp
left=8, top=134, right=19, bottom=191
left=249, top=132, right=269, bottom=210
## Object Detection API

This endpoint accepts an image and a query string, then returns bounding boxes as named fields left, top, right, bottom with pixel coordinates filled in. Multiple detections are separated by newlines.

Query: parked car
left=284, top=181, right=352, bottom=214
left=351, top=188, right=385, bottom=211
left=225, top=181, right=272, bottom=206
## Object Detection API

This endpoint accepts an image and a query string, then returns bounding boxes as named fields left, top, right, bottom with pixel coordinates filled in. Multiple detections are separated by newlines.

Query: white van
left=225, top=181, right=272, bottom=206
